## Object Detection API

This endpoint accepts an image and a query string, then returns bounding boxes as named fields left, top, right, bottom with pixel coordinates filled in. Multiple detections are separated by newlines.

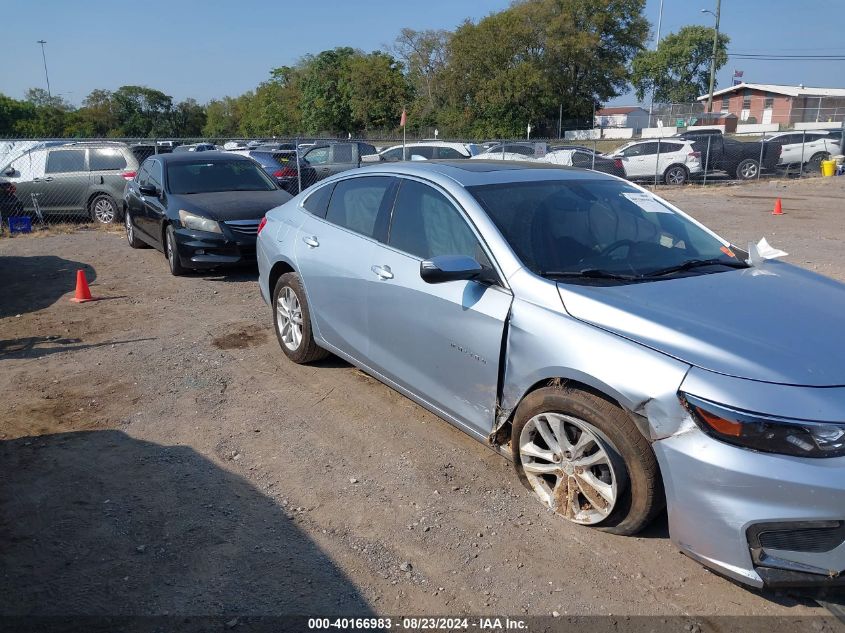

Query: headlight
left=178, top=209, right=221, bottom=234
left=680, top=393, right=845, bottom=458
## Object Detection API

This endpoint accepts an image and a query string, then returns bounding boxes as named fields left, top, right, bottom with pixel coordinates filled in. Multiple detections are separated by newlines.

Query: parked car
left=301, top=142, right=378, bottom=187
left=543, top=148, right=627, bottom=178
left=764, top=131, right=841, bottom=172
left=172, top=143, right=219, bottom=153
left=607, top=139, right=702, bottom=184
left=258, top=160, right=845, bottom=591
left=123, top=152, right=291, bottom=275
left=673, top=130, right=781, bottom=180
left=0, top=141, right=139, bottom=223
left=482, top=142, right=548, bottom=157
left=379, top=142, right=480, bottom=161
left=238, top=149, right=315, bottom=194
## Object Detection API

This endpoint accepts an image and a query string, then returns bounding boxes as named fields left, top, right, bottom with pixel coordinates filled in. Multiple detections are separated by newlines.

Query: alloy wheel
left=666, top=167, right=685, bottom=184
left=276, top=286, right=303, bottom=351
left=519, top=412, right=620, bottom=525
left=94, top=198, right=116, bottom=223
left=740, top=162, right=758, bottom=179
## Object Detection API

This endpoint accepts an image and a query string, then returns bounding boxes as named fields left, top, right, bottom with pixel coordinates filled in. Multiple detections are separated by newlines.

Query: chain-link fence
left=1, top=129, right=844, bottom=234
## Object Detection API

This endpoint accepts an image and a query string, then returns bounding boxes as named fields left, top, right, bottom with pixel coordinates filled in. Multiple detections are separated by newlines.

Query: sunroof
left=435, top=160, right=564, bottom=172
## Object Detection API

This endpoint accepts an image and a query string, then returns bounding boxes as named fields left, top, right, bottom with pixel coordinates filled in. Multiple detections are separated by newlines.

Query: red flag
left=400, top=109, right=407, bottom=127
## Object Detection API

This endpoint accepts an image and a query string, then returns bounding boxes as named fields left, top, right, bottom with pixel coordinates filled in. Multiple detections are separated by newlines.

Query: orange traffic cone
left=70, top=269, right=95, bottom=303
left=772, top=198, right=783, bottom=216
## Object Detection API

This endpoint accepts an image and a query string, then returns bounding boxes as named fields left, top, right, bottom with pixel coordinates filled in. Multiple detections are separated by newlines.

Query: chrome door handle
left=371, top=264, right=393, bottom=280
left=302, top=235, right=319, bottom=248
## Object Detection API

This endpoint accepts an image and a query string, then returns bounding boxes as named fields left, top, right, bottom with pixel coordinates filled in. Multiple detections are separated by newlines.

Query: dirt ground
left=1, top=177, right=844, bottom=630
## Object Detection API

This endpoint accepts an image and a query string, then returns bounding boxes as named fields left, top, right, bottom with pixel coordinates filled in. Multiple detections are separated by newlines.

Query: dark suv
left=0, top=141, right=139, bottom=223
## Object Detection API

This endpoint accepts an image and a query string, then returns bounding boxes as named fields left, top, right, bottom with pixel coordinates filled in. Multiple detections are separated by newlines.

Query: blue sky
left=2, top=0, right=841, bottom=107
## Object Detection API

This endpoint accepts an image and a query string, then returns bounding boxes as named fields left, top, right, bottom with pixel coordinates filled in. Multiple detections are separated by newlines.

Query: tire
left=805, top=152, right=830, bottom=174
left=511, top=386, right=663, bottom=536
left=272, top=272, right=329, bottom=364
left=124, top=209, right=147, bottom=249
left=663, top=164, right=688, bottom=185
left=735, top=159, right=759, bottom=180
left=165, top=224, right=187, bottom=276
left=89, top=194, right=119, bottom=224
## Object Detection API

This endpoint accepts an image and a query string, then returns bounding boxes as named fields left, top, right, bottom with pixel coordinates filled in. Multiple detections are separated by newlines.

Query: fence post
left=591, top=139, right=596, bottom=170
left=154, top=138, right=158, bottom=155
left=799, top=130, right=806, bottom=178
left=757, top=132, right=765, bottom=181
left=703, top=134, right=711, bottom=186
left=296, top=137, right=302, bottom=194
left=654, top=138, right=661, bottom=187
left=501, top=139, right=505, bottom=161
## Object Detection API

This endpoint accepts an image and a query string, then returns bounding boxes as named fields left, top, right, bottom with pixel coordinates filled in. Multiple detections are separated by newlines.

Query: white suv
left=608, top=139, right=702, bottom=184
left=379, top=141, right=480, bottom=161
left=765, top=131, right=842, bottom=171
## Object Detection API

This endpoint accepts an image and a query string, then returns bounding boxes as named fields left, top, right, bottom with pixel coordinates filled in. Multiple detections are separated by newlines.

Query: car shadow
left=0, top=336, right=155, bottom=361
left=200, top=265, right=258, bottom=283
left=0, top=256, right=96, bottom=319
left=0, top=430, right=374, bottom=624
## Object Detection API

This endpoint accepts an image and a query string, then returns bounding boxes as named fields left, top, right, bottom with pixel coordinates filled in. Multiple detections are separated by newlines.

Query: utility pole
left=648, top=0, right=665, bottom=127
left=703, top=0, right=722, bottom=113
left=37, top=40, right=51, bottom=98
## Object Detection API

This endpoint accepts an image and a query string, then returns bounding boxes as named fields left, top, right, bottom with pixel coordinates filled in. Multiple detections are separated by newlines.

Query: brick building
left=697, top=83, right=845, bottom=125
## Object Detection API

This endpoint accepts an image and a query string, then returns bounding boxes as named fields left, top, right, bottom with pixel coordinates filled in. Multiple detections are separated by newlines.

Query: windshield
left=167, top=160, right=276, bottom=194
left=468, top=180, right=744, bottom=279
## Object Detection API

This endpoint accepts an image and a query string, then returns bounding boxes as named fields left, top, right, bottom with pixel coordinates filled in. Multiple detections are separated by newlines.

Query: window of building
left=764, top=92, right=774, bottom=109
left=742, top=89, right=752, bottom=110
left=721, top=95, right=730, bottom=110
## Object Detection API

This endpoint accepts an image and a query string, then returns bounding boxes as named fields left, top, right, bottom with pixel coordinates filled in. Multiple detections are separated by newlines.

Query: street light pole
left=703, top=0, right=721, bottom=113
left=37, top=39, right=51, bottom=98
left=648, top=0, right=665, bottom=127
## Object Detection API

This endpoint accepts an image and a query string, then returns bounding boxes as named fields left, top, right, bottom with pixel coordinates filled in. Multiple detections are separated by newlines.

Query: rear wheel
left=806, top=152, right=830, bottom=174
left=89, top=194, right=118, bottom=224
left=512, top=387, right=663, bottom=535
left=272, top=273, right=329, bottom=364
left=736, top=158, right=759, bottom=180
left=125, top=209, right=147, bottom=249
left=663, top=164, right=688, bottom=185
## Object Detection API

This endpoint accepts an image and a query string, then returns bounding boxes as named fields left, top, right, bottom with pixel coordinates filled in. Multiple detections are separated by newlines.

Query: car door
left=41, top=148, right=89, bottom=215
left=141, top=158, right=167, bottom=247
left=619, top=143, right=651, bottom=178
left=774, top=134, right=802, bottom=165
left=125, top=161, right=150, bottom=238
left=88, top=146, right=130, bottom=203
left=3, top=149, right=46, bottom=216
left=294, top=175, right=396, bottom=364
left=366, top=177, right=512, bottom=437
left=656, top=142, right=684, bottom=174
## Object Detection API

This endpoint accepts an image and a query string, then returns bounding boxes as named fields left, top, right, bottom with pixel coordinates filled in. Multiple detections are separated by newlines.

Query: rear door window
left=303, top=183, right=335, bottom=218
left=325, top=176, right=393, bottom=239
left=46, top=149, right=86, bottom=173
left=436, top=147, right=465, bottom=159
left=89, top=148, right=127, bottom=171
left=660, top=143, right=684, bottom=153
left=332, top=144, right=354, bottom=163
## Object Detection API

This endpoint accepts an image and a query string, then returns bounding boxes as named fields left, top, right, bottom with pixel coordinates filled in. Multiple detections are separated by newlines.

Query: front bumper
left=653, top=426, right=845, bottom=588
left=173, top=225, right=257, bottom=269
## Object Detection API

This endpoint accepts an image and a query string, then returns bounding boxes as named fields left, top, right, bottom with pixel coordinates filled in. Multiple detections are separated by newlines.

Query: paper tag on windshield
left=622, top=192, right=672, bottom=213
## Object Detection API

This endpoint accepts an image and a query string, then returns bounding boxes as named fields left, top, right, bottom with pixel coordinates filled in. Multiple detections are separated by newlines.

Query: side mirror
left=138, top=184, right=159, bottom=196
left=4, top=167, right=15, bottom=176
left=420, top=255, right=482, bottom=284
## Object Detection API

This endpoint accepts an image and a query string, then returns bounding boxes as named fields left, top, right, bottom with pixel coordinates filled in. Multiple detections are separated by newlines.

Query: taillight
left=273, top=167, right=297, bottom=178
left=121, top=170, right=137, bottom=181
left=257, top=216, right=268, bottom=235
left=688, top=151, right=701, bottom=159
left=614, top=158, right=623, bottom=169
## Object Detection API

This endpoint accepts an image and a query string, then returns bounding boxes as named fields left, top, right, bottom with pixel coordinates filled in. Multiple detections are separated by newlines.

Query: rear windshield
left=166, top=160, right=276, bottom=194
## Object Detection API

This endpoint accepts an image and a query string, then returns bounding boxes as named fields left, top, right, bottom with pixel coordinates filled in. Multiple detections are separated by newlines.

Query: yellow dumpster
left=821, top=159, right=836, bottom=177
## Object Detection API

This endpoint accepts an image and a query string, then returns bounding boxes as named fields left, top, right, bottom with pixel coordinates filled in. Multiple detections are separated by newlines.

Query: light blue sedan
left=257, top=160, right=845, bottom=591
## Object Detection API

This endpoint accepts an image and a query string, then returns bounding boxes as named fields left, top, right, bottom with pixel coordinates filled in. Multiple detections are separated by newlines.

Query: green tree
left=391, top=28, right=450, bottom=128
left=0, top=94, right=37, bottom=136
left=299, top=47, right=357, bottom=134
left=110, top=85, right=174, bottom=137
left=343, top=52, right=410, bottom=132
left=172, top=98, right=206, bottom=137
left=24, top=88, right=72, bottom=110
left=203, top=96, right=245, bottom=138
left=239, top=67, right=303, bottom=137
left=632, top=26, right=729, bottom=104
left=441, top=0, right=649, bottom=137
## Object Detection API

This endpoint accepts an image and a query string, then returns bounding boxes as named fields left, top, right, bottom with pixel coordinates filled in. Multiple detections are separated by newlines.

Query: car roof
left=152, top=151, right=253, bottom=164
left=353, top=159, right=617, bottom=187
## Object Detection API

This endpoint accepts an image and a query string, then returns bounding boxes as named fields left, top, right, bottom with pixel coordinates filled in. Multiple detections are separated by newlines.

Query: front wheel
left=663, top=165, right=688, bottom=185
left=89, top=194, right=119, bottom=224
left=165, top=225, right=187, bottom=276
left=512, top=387, right=663, bottom=535
left=272, top=273, right=329, bottom=364
left=125, top=210, right=147, bottom=249
left=736, top=158, right=759, bottom=180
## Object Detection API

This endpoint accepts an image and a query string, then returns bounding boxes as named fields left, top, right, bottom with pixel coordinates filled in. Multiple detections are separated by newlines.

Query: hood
left=557, top=262, right=845, bottom=386
left=172, top=190, right=291, bottom=221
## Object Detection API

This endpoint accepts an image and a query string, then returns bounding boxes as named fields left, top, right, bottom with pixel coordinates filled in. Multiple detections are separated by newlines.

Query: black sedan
left=123, top=153, right=292, bottom=275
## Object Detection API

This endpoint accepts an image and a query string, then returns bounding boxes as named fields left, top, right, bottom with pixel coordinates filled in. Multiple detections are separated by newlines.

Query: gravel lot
left=1, top=176, right=844, bottom=629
